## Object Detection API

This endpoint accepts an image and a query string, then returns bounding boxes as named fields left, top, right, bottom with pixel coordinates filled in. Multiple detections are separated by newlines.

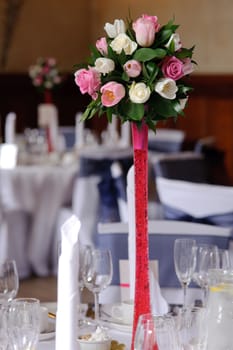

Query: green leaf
left=145, top=62, right=159, bottom=84
left=176, top=47, right=194, bottom=59
left=120, top=101, right=144, bottom=121
left=133, top=48, right=166, bottom=62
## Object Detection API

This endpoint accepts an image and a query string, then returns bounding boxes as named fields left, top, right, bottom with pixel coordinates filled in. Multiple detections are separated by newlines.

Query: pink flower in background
left=96, top=37, right=108, bottom=55
left=74, top=67, right=101, bottom=100
left=100, top=82, right=125, bottom=107
left=123, top=60, right=142, bottom=77
left=161, top=56, right=184, bottom=80
left=182, top=58, right=194, bottom=76
left=133, top=14, right=160, bottom=47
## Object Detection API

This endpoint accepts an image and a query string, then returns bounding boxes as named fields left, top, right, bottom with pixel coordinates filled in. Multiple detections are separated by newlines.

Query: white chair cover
left=156, top=177, right=233, bottom=220
left=148, top=128, right=185, bottom=153
left=4, top=112, right=16, bottom=144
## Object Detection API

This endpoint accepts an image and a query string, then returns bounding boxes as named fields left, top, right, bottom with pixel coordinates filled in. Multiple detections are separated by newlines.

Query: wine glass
left=134, top=313, right=180, bottom=350
left=8, top=297, right=41, bottom=350
left=174, top=238, right=197, bottom=308
left=192, top=244, right=219, bottom=305
left=0, top=259, right=19, bottom=304
left=82, top=248, right=113, bottom=324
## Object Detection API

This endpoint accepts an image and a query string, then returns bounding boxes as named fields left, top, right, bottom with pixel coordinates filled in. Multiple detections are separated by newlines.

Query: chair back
left=156, top=177, right=233, bottom=226
left=148, top=128, right=185, bottom=153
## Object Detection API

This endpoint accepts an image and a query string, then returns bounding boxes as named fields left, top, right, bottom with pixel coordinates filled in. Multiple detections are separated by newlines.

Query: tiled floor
left=17, top=276, right=93, bottom=303
left=18, top=276, right=57, bottom=302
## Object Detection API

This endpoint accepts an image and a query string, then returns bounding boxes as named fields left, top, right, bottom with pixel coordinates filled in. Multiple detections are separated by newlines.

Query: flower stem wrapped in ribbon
left=74, top=13, right=196, bottom=130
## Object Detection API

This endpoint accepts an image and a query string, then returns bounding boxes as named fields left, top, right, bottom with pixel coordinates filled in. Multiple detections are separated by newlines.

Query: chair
left=97, top=220, right=233, bottom=305
left=151, top=151, right=209, bottom=183
left=156, top=177, right=233, bottom=227
left=148, top=128, right=185, bottom=153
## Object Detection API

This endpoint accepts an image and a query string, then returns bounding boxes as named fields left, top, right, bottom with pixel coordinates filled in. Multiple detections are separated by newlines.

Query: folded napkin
left=127, top=166, right=169, bottom=315
left=55, top=215, right=81, bottom=350
left=5, top=112, right=16, bottom=144
left=75, top=112, right=85, bottom=148
left=37, top=103, right=59, bottom=151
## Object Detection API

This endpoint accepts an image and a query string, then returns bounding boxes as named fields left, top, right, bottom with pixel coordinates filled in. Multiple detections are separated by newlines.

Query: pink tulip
left=96, top=37, right=108, bottom=55
left=182, top=58, right=194, bottom=76
left=123, top=60, right=142, bottom=77
left=161, top=56, right=184, bottom=81
left=133, top=14, right=160, bottom=47
left=100, top=82, right=125, bottom=107
left=74, top=67, right=101, bottom=100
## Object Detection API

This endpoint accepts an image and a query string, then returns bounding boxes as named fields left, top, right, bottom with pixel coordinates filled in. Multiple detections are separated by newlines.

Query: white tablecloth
left=0, top=164, right=78, bottom=277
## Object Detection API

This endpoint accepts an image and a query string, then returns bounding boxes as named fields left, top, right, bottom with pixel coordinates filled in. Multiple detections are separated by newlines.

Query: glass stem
left=94, top=292, right=100, bottom=323
left=183, top=283, right=188, bottom=308
left=203, top=286, right=208, bottom=306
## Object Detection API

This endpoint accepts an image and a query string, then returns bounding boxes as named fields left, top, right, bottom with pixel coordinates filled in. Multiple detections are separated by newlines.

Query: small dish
left=77, top=337, right=111, bottom=350
left=39, top=320, right=56, bottom=341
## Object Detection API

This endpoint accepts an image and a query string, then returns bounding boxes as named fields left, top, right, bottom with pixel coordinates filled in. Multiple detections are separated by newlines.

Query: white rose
left=165, top=33, right=182, bottom=51
left=95, top=58, right=115, bottom=75
left=155, top=78, right=178, bottom=100
left=179, top=97, right=188, bottom=109
left=129, top=82, right=151, bottom=104
left=104, top=19, right=126, bottom=38
left=110, top=33, right=137, bottom=55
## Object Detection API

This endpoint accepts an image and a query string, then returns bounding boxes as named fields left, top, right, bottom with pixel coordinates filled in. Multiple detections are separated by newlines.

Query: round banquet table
left=0, top=163, right=78, bottom=277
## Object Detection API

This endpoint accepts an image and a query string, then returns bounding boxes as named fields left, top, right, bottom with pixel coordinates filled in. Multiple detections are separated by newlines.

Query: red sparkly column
left=44, top=89, right=54, bottom=153
left=131, top=122, right=158, bottom=350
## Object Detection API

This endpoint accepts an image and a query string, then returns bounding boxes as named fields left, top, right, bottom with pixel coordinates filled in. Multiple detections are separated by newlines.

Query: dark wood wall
left=1, top=73, right=233, bottom=183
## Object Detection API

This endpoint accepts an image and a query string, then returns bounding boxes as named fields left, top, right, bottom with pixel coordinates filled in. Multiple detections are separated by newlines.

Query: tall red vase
left=43, top=89, right=54, bottom=153
left=131, top=122, right=158, bottom=350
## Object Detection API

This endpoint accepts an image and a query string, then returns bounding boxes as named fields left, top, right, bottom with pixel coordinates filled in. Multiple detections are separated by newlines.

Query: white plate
left=39, top=320, right=55, bottom=341
left=100, top=304, right=132, bottom=333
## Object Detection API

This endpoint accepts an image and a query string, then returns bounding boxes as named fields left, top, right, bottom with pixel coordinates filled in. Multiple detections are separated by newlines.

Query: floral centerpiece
left=29, top=57, right=62, bottom=103
left=74, top=13, right=195, bottom=350
left=74, top=14, right=195, bottom=129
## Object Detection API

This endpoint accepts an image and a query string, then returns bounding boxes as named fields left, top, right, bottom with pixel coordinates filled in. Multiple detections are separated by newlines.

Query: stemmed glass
left=134, top=313, right=180, bottom=350
left=0, top=259, right=19, bottom=304
left=192, top=244, right=219, bottom=305
left=174, top=238, right=197, bottom=308
left=82, top=248, right=113, bottom=324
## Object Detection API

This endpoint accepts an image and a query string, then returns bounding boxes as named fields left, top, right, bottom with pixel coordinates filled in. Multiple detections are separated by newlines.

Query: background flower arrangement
left=29, top=57, right=62, bottom=94
left=74, top=14, right=195, bottom=130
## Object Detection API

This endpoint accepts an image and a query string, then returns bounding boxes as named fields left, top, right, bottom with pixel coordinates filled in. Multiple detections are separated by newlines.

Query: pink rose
left=133, top=14, right=160, bottom=47
left=96, top=37, right=108, bottom=55
left=123, top=60, right=142, bottom=77
left=182, top=58, right=194, bottom=76
left=161, top=56, right=184, bottom=80
left=100, top=82, right=125, bottom=107
left=74, top=67, right=101, bottom=100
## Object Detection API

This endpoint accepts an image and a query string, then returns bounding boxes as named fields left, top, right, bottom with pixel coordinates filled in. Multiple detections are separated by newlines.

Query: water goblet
left=0, top=259, right=19, bottom=304
left=8, top=297, right=41, bottom=350
left=192, top=244, right=219, bottom=305
left=174, top=238, right=197, bottom=308
left=134, top=313, right=180, bottom=350
left=82, top=248, right=113, bottom=324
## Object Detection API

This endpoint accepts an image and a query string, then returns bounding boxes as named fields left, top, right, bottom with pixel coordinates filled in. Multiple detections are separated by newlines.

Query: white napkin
left=119, top=121, right=131, bottom=147
left=37, top=103, right=59, bottom=151
left=75, top=112, right=85, bottom=148
left=55, top=215, right=81, bottom=350
left=127, top=166, right=169, bottom=315
left=5, top=112, right=16, bottom=144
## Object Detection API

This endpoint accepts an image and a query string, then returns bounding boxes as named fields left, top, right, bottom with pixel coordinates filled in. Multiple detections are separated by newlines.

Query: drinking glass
left=134, top=313, right=180, bottom=350
left=82, top=248, right=113, bottom=323
left=8, top=298, right=41, bottom=350
left=192, top=244, right=219, bottom=305
left=0, top=304, right=9, bottom=350
left=173, top=306, right=207, bottom=349
left=174, top=238, right=197, bottom=307
left=0, top=259, right=19, bottom=304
